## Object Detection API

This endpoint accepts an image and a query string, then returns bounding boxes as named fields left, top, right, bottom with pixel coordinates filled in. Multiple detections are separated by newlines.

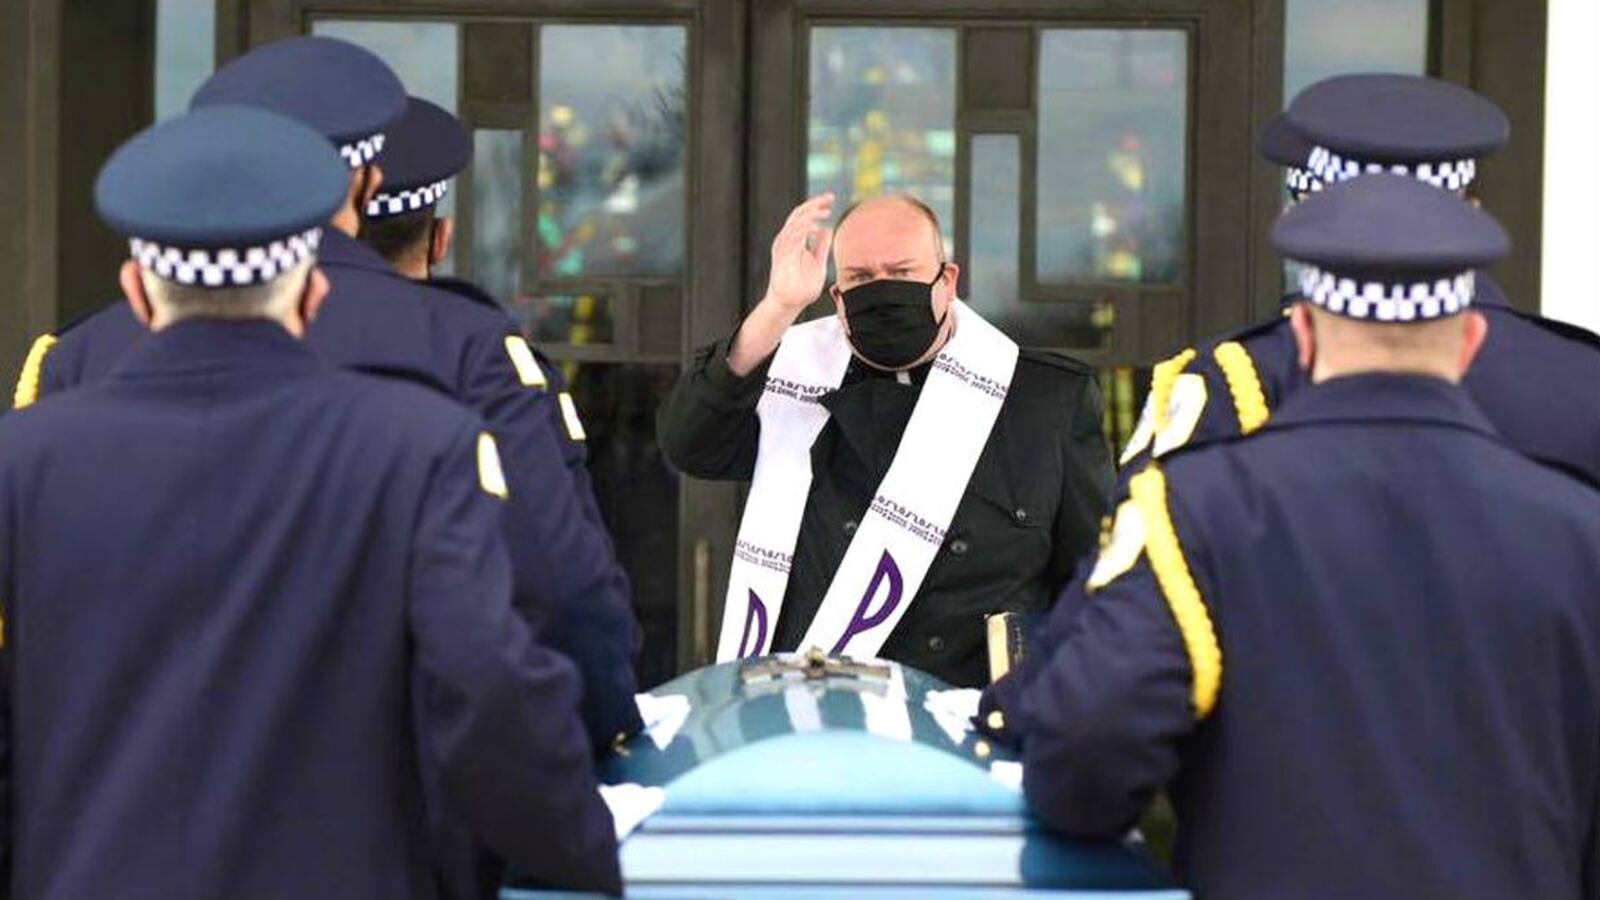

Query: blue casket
left=505, top=653, right=1185, bottom=898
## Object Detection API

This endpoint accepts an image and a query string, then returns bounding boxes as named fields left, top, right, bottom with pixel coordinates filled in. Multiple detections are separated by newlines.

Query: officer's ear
left=360, top=165, right=385, bottom=210
left=300, top=267, right=330, bottom=327
left=429, top=215, right=455, bottom=267
left=120, top=261, right=155, bottom=330
left=1456, top=310, right=1489, bottom=376
left=1288, top=301, right=1317, bottom=374
left=831, top=283, right=849, bottom=335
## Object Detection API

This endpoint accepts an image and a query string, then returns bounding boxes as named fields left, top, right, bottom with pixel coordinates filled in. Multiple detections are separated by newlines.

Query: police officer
left=358, top=95, right=605, bottom=529
left=0, top=106, right=621, bottom=899
left=1116, top=73, right=1600, bottom=482
left=1015, top=174, right=1600, bottom=899
left=356, top=92, right=635, bottom=900
left=657, top=193, right=1112, bottom=687
left=11, top=38, right=644, bottom=750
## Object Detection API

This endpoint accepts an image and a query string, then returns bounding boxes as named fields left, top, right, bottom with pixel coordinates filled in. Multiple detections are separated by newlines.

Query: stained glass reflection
left=538, top=26, right=687, bottom=278
left=1036, top=30, right=1188, bottom=285
left=808, top=27, right=957, bottom=253
left=509, top=294, right=615, bottom=347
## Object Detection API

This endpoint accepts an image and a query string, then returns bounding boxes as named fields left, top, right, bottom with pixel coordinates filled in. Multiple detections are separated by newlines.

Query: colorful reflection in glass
left=1036, top=29, right=1188, bottom=286
left=508, top=294, right=615, bottom=347
left=538, top=25, right=688, bottom=278
left=808, top=27, right=957, bottom=253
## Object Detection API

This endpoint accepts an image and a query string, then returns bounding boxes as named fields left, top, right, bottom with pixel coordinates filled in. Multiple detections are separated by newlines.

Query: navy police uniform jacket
left=0, top=320, right=622, bottom=899
left=657, top=332, right=1113, bottom=687
left=426, top=276, right=607, bottom=529
left=15, top=230, right=644, bottom=749
left=1016, top=373, right=1600, bottom=900
left=1116, top=275, right=1600, bottom=482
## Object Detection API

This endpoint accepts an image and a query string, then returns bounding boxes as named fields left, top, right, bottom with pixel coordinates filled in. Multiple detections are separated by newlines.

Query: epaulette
left=1018, top=347, right=1096, bottom=376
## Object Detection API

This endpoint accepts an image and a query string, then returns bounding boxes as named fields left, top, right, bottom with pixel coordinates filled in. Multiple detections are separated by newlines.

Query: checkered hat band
left=130, top=227, right=322, bottom=288
left=338, top=132, right=387, bottom=169
left=1305, top=146, right=1476, bottom=193
left=366, top=179, right=451, bottom=218
left=1285, top=166, right=1321, bottom=202
left=1297, top=264, right=1475, bottom=322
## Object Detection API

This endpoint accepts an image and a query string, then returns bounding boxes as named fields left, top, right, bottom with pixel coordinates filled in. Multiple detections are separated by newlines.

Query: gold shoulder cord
left=1128, top=467, right=1222, bottom=720
left=1212, top=341, right=1270, bottom=435
left=13, top=334, right=58, bottom=410
left=1148, top=348, right=1197, bottom=433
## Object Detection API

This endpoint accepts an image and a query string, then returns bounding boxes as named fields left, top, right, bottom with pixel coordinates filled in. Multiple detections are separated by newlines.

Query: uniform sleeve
left=1047, top=374, right=1114, bottom=591
left=407, top=420, right=622, bottom=895
left=1018, top=469, right=1220, bottom=839
left=459, top=329, right=644, bottom=750
left=654, top=334, right=768, bottom=480
left=976, top=556, right=1096, bottom=748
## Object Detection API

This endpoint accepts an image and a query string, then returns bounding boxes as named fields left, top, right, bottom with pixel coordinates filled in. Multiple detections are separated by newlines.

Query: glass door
left=750, top=0, right=1254, bottom=455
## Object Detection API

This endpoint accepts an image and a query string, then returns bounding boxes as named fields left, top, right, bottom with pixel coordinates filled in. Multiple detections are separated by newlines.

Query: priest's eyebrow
left=843, top=258, right=920, bottom=279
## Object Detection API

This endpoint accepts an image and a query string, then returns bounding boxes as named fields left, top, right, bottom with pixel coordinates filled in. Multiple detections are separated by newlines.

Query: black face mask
left=841, top=266, right=947, bottom=370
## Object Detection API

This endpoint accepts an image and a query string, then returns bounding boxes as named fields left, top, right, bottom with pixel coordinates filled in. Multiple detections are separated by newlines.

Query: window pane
left=471, top=129, right=524, bottom=304
left=1036, top=30, right=1188, bottom=285
left=538, top=25, right=687, bottom=278
left=969, top=135, right=1103, bottom=348
left=808, top=27, right=957, bottom=254
left=155, top=0, right=215, bottom=120
left=1284, top=0, right=1428, bottom=103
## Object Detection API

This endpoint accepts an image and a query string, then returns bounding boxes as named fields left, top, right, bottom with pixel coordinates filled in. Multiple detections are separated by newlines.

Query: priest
left=657, top=192, right=1113, bottom=686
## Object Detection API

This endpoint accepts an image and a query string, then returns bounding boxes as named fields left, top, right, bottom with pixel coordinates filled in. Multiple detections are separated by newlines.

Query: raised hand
left=763, top=192, right=836, bottom=311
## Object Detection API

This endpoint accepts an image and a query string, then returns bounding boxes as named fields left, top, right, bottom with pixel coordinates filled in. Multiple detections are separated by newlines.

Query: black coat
left=657, top=330, right=1113, bottom=686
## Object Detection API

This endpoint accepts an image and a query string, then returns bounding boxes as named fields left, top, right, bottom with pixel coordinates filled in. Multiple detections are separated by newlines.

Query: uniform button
left=928, top=635, right=945, bottom=652
left=1013, top=507, right=1029, bottom=523
left=843, top=519, right=858, bottom=535
left=949, top=538, right=969, bottom=556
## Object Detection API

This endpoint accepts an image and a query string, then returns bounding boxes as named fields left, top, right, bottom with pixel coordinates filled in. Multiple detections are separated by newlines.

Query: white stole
left=715, top=300, right=1019, bottom=662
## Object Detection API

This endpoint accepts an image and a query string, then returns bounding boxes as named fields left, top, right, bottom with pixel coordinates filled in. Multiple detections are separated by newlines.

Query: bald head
left=832, top=195, right=946, bottom=291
